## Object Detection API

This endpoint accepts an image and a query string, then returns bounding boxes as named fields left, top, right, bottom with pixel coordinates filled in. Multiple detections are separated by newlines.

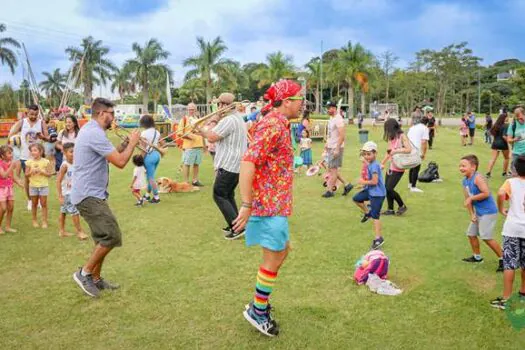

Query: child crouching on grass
left=56, top=143, right=87, bottom=240
left=459, top=154, right=503, bottom=272
left=0, top=145, right=23, bottom=234
left=131, top=155, right=146, bottom=206
left=26, top=144, right=51, bottom=228
left=491, top=156, right=525, bottom=310
left=352, top=141, right=386, bottom=250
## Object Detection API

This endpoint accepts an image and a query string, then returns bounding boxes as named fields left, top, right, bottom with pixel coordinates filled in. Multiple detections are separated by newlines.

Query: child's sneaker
left=150, top=198, right=161, bottom=204
left=496, top=259, right=504, bottom=273
left=371, top=237, right=384, bottom=250
left=360, top=213, right=369, bottom=223
left=243, top=304, right=279, bottom=337
left=322, top=191, right=335, bottom=198
left=462, top=255, right=484, bottom=263
left=135, top=199, right=144, bottom=207
left=142, top=194, right=151, bottom=203
left=342, top=183, right=354, bottom=196
left=490, top=297, right=507, bottom=310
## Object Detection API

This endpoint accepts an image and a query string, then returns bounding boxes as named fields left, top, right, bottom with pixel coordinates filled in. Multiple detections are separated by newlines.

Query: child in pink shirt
left=0, top=145, right=23, bottom=234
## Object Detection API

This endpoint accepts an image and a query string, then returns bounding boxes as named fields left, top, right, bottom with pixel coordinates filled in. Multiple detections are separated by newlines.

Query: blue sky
left=1, top=0, right=524, bottom=96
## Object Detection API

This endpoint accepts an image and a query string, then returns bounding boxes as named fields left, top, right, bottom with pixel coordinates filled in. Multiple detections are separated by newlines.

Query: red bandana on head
left=262, top=80, right=302, bottom=111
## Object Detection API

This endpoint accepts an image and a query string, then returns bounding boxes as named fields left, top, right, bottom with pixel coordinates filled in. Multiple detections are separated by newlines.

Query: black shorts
left=503, top=236, right=525, bottom=270
left=76, top=197, right=122, bottom=248
left=469, top=128, right=476, bottom=137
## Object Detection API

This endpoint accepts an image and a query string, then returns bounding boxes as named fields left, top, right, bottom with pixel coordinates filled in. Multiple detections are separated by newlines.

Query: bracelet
left=241, top=202, right=252, bottom=208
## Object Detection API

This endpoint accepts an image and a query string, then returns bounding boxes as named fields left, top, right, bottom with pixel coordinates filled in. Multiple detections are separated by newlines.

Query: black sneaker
left=462, top=255, right=484, bottom=263
left=490, top=297, right=507, bottom=310
left=382, top=210, right=395, bottom=216
left=485, top=172, right=491, bottom=179
left=192, top=181, right=204, bottom=187
left=396, top=206, right=408, bottom=216
left=225, top=229, right=245, bottom=240
left=243, top=305, right=279, bottom=337
left=94, top=278, right=120, bottom=290
left=135, top=199, right=144, bottom=207
left=222, top=227, right=231, bottom=234
left=360, top=213, right=369, bottom=223
left=496, top=259, right=504, bottom=273
left=142, top=194, right=151, bottom=203
left=322, top=191, right=335, bottom=198
left=342, top=183, right=354, bottom=196
left=150, top=198, right=161, bottom=204
left=73, top=268, right=100, bottom=298
left=371, top=237, right=385, bottom=250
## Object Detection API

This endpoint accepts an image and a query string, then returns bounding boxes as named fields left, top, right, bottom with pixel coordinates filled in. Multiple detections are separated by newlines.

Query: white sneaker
left=408, top=183, right=412, bottom=189
left=377, top=280, right=403, bottom=296
left=432, top=178, right=443, bottom=183
left=410, top=187, right=424, bottom=193
left=366, top=273, right=383, bottom=293
left=27, top=200, right=31, bottom=211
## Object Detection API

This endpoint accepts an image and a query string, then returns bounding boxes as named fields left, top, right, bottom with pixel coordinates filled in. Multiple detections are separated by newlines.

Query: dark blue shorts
left=352, top=190, right=385, bottom=220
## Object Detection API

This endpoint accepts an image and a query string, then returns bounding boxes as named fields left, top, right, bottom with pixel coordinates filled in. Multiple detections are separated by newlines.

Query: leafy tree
left=66, top=36, right=117, bottom=104
left=39, top=68, right=66, bottom=107
left=111, top=67, right=136, bottom=104
left=252, top=51, right=296, bottom=88
left=0, top=24, right=21, bottom=74
left=0, top=84, right=18, bottom=118
left=379, top=50, right=399, bottom=103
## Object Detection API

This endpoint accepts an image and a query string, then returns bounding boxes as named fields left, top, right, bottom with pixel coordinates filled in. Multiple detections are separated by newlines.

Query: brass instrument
left=161, top=102, right=241, bottom=146
left=112, top=123, right=168, bottom=156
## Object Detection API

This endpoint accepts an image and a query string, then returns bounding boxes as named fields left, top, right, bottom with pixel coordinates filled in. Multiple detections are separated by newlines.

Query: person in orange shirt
left=177, top=103, right=205, bottom=186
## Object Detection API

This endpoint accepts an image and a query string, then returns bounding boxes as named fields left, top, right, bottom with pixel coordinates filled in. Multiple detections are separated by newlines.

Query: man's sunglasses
left=285, top=96, right=304, bottom=101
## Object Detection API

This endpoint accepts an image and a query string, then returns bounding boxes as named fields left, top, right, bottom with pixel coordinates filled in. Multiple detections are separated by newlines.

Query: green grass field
left=1, top=126, right=524, bottom=349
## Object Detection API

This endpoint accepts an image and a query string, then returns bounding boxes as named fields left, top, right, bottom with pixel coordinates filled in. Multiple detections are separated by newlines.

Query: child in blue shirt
left=459, top=154, right=503, bottom=272
left=353, top=141, right=387, bottom=250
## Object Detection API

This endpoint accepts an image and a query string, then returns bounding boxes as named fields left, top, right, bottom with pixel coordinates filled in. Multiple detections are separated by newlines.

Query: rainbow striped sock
left=253, top=267, right=277, bottom=316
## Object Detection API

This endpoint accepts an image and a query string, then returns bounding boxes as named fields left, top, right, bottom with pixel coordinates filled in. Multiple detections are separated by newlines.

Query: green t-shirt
left=507, top=121, right=525, bottom=155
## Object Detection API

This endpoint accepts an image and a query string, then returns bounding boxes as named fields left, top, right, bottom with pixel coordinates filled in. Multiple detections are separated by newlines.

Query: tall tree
left=111, top=67, right=136, bottom=104
left=305, top=58, right=322, bottom=113
left=0, top=84, right=18, bottom=117
left=66, top=36, right=117, bottom=105
left=124, top=38, right=170, bottom=112
left=39, top=68, right=66, bottom=106
left=0, top=24, right=21, bottom=74
left=183, top=36, right=232, bottom=112
left=336, top=41, right=374, bottom=117
left=380, top=50, right=399, bottom=103
left=252, top=51, right=296, bottom=88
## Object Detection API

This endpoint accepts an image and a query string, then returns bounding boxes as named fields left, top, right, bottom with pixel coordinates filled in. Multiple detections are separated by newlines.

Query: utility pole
left=320, top=40, right=324, bottom=114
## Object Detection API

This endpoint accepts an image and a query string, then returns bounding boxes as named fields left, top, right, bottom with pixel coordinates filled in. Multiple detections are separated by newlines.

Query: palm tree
left=336, top=41, right=374, bottom=117
left=66, top=36, right=117, bottom=105
left=111, top=67, right=136, bottom=104
left=39, top=68, right=66, bottom=106
left=0, top=24, right=21, bottom=74
left=252, top=51, right=296, bottom=88
left=183, top=36, right=233, bottom=111
left=124, top=39, right=170, bottom=112
left=305, top=58, right=322, bottom=113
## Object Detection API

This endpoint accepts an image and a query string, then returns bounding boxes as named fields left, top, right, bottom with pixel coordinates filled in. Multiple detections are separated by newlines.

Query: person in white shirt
left=407, top=117, right=429, bottom=192
left=130, top=155, right=146, bottom=207
left=139, top=115, right=162, bottom=204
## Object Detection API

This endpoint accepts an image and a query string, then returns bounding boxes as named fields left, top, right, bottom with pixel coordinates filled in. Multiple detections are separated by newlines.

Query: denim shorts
left=246, top=216, right=289, bottom=252
left=60, top=194, right=79, bottom=215
left=352, top=189, right=385, bottom=220
left=29, top=187, right=49, bottom=197
left=183, top=148, right=202, bottom=166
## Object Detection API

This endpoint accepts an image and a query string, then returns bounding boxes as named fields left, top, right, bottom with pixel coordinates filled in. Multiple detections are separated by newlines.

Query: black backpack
left=418, top=161, right=440, bottom=183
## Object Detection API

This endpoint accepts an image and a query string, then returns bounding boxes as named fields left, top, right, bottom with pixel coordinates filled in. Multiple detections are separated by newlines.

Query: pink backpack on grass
left=354, top=250, right=389, bottom=284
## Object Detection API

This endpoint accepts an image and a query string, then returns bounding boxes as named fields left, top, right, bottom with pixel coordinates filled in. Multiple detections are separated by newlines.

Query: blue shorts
left=183, top=148, right=202, bottom=166
left=246, top=216, right=289, bottom=252
left=352, top=189, right=385, bottom=220
left=60, top=194, right=79, bottom=215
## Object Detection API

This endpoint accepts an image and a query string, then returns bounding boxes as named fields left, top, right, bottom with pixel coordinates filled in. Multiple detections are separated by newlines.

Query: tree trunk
left=143, top=73, right=149, bottom=113
left=315, top=81, right=320, bottom=113
left=83, top=83, right=92, bottom=106
left=386, top=77, right=390, bottom=103
left=348, top=83, right=354, bottom=118
left=360, top=91, right=366, bottom=117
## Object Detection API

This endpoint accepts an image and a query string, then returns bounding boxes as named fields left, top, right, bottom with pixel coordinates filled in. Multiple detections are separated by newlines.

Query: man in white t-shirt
left=322, top=101, right=353, bottom=198
left=407, top=116, right=429, bottom=192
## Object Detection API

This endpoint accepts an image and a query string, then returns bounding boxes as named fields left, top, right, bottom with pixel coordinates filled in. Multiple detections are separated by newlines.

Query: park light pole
left=320, top=40, right=324, bottom=114
left=478, top=69, right=481, bottom=113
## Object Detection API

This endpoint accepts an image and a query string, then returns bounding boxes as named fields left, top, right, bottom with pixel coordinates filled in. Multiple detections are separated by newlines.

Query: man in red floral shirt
left=233, top=80, right=303, bottom=337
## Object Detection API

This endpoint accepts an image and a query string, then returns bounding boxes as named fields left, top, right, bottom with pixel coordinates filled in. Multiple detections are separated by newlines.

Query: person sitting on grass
left=491, top=156, right=525, bottom=310
left=459, top=154, right=503, bottom=272
left=130, top=155, right=146, bottom=207
left=56, top=143, right=87, bottom=240
left=352, top=141, right=386, bottom=250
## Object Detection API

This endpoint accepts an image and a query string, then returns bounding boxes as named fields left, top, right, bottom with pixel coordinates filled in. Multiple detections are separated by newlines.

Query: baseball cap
left=361, top=141, right=378, bottom=152
left=326, top=101, right=337, bottom=108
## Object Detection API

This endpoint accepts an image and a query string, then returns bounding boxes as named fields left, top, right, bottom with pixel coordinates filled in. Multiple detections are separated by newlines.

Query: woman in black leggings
left=381, top=119, right=412, bottom=216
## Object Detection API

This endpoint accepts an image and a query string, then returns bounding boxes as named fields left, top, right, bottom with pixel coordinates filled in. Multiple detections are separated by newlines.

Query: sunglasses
left=103, top=110, right=115, bottom=116
left=285, top=96, right=304, bottom=101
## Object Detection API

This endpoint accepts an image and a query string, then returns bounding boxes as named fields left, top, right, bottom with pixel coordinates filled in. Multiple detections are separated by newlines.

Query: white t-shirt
left=57, top=130, right=77, bottom=145
left=407, top=124, right=429, bottom=151
left=327, top=115, right=345, bottom=149
left=20, top=118, right=43, bottom=160
left=300, top=138, right=312, bottom=150
left=61, top=160, right=73, bottom=195
left=141, top=128, right=160, bottom=153
left=500, top=178, right=525, bottom=238
left=132, top=166, right=146, bottom=190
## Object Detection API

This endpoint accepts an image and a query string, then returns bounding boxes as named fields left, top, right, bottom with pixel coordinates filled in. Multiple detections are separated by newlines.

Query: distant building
left=497, top=69, right=517, bottom=81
